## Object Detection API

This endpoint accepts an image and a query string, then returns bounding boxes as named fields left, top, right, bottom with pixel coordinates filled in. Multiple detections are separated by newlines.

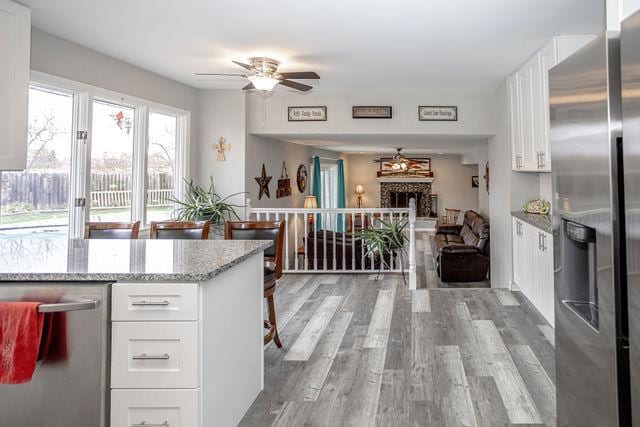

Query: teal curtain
left=312, top=156, right=322, bottom=229
left=336, top=159, right=346, bottom=232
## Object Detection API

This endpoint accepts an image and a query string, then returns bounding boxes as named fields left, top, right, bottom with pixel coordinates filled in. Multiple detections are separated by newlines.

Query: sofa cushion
left=460, top=224, right=479, bottom=247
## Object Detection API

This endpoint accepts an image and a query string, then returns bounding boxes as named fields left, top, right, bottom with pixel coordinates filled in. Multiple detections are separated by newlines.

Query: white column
left=408, top=198, right=417, bottom=290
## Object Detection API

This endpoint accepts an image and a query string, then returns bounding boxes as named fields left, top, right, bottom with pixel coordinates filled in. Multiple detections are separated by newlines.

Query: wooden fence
left=0, top=172, right=173, bottom=211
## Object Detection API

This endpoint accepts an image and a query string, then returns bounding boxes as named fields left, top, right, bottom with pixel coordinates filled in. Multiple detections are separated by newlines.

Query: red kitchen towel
left=0, top=302, right=44, bottom=384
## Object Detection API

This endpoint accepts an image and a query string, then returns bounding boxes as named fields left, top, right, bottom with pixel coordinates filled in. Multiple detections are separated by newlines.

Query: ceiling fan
left=374, top=148, right=410, bottom=171
left=196, top=57, right=320, bottom=92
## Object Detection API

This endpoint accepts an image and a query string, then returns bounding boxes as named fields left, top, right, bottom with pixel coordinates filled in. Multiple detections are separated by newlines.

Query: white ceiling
left=20, top=0, right=604, bottom=91
left=263, top=133, right=488, bottom=154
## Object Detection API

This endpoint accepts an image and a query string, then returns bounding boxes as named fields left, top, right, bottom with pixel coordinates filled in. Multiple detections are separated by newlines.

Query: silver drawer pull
left=132, top=353, right=170, bottom=360
left=131, top=300, right=170, bottom=306
left=38, top=300, right=99, bottom=313
left=132, top=422, right=169, bottom=427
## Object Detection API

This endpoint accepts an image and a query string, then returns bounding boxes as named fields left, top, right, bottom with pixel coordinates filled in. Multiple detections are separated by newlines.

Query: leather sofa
left=434, top=210, right=490, bottom=282
left=306, top=230, right=382, bottom=270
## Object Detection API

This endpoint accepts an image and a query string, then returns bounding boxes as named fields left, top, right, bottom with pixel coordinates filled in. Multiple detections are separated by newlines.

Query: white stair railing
left=245, top=197, right=417, bottom=289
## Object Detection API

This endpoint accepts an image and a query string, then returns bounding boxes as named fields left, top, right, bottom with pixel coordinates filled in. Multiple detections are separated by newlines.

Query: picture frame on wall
left=472, top=175, right=479, bottom=187
left=288, top=106, right=327, bottom=122
left=352, top=106, right=392, bottom=119
left=418, top=106, right=458, bottom=121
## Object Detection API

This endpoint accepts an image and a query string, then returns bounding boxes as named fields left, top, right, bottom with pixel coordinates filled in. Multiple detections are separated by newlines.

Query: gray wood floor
left=239, top=273, right=556, bottom=426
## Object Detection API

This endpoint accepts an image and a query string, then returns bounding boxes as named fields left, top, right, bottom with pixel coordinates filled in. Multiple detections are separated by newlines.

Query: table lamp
left=355, top=184, right=364, bottom=208
left=304, top=195, right=318, bottom=226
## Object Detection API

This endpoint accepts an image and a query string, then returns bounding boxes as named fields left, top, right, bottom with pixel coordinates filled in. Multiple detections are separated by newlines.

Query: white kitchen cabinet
left=512, top=216, right=554, bottom=326
left=509, top=35, right=595, bottom=173
left=508, top=74, right=523, bottom=170
left=111, top=389, right=200, bottom=427
left=0, top=0, right=30, bottom=170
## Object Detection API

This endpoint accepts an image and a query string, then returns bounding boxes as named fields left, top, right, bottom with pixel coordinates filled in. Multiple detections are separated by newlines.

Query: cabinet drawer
left=112, top=322, right=199, bottom=388
left=111, top=389, right=199, bottom=427
left=112, top=283, right=198, bottom=321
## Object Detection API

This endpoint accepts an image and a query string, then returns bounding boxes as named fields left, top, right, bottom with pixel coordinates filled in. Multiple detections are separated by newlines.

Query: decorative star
left=255, top=164, right=272, bottom=200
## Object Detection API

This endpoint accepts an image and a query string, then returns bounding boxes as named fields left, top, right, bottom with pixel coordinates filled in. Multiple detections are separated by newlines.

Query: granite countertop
left=512, top=211, right=552, bottom=234
left=0, top=239, right=271, bottom=282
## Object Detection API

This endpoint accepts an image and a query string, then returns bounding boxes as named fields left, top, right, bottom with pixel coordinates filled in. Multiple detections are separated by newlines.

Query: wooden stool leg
left=266, top=293, right=282, bottom=348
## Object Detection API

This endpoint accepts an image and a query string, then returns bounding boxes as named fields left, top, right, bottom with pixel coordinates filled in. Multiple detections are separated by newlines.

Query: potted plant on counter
left=360, top=214, right=409, bottom=283
left=170, top=177, right=245, bottom=237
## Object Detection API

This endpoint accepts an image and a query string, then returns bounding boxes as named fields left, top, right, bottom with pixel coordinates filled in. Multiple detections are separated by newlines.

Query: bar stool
left=149, top=221, right=210, bottom=240
left=84, top=221, right=141, bottom=239
left=225, top=220, right=285, bottom=348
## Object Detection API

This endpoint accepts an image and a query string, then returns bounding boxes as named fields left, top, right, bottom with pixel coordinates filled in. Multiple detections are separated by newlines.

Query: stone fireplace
left=380, top=181, right=432, bottom=217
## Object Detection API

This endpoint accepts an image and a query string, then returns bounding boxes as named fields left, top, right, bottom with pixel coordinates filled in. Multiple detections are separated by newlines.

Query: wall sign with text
left=288, top=106, right=327, bottom=122
left=418, top=106, right=458, bottom=121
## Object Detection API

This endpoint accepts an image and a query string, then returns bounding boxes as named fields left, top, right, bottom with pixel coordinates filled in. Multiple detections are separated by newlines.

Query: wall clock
left=297, top=164, right=307, bottom=192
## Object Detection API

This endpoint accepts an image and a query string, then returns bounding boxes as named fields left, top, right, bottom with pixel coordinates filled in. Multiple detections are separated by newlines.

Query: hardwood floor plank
left=363, top=289, right=396, bottom=349
left=496, top=290, right=520, bottom=306
left=473, top=320, right=543, bottom=424
left=276, top=275, right=323, bottom=332
left=538, top=325, right=555, bottom=348
left=294, top=311, right=353, bottom=401
left=411, top=289, right=431, bottom=313
left=467, top=376, right=510, bottom=427
left=342, top=347, right=386, bottom=426
left=510, top=345, right=556, bottom=426
left=282, top=274, right=313, bottom=295
left=410, top=312, right=435, bottom=401
left=434, top=345, right=478, bottom=427
left=284, top=295, right=343, bottom=361
left=375, top=369, right=410, bottom=426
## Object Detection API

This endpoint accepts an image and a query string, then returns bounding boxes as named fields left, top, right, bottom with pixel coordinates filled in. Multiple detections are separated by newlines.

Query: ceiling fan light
left=248, top=75, right=279, bottom=91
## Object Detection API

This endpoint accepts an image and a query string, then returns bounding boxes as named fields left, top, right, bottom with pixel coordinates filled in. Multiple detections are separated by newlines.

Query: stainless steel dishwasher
left=0, top=282, right=111, bottom=427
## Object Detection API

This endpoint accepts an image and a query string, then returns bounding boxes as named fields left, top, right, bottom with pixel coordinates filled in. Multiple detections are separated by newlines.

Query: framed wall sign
left=418, top=106, right=458, bottom=121
left=288, top=106, right=327, bottom=122
left=352, top=106, right=392, bottom=119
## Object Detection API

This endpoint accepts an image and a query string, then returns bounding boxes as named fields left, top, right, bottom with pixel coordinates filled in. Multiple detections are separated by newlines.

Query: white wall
left=246, top=89, right=495, bottom=137
left=195, top=90, right=246, bottom=205
left=344, top=153, right=480, bottom=215
left=244, top=135, right=337, bottom=209
left=30, top=29, right=199, bottom=165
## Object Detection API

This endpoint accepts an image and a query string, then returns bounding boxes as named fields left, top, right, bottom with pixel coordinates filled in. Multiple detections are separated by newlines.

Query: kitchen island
left=0, top=238, right=270, bottom=427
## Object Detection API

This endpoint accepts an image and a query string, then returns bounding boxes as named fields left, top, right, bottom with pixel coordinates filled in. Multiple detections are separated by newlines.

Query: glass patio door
left=0, top=87, right=73, bottom=239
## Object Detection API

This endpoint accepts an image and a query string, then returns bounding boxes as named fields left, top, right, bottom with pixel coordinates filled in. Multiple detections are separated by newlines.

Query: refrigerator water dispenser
left=562, top=219, right=599, bottom=329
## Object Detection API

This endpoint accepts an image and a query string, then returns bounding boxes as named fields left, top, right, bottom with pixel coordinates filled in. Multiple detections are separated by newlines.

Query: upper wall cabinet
left=509, top=35, right=595, bottom=173
left=0, top=0, right=30, bottom=171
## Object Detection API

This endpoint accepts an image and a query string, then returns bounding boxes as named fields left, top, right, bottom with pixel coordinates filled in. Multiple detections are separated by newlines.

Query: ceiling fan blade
left=279, top=79, right=313, bottom=92
left=278, top=71, right=320, bottom=79
left=232, top=61, right=254, bottom=71
left=242, top=82, right=255, bottom=90
left=195, top=73, right=247, bottom=77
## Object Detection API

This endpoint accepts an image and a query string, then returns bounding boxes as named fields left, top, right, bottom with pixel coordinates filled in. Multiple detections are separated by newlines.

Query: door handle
left=131, top=300, right=170, bottom=306
left=538, top=233, right=543, bottom=250
left=540, top=152, right=545, bottom=168
left=132, top=353, right=170, bottom=360
left=37, top=300, right=100, bottom=313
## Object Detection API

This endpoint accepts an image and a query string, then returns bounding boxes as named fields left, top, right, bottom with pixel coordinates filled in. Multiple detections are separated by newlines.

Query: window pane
left=90, top=100, right=134, bottom=222
left=146, top=112, right=176, bottom=223
left=0, top=87, right=73, bottom=239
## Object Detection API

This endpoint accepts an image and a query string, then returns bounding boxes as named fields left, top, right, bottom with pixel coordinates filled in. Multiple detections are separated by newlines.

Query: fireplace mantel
left=376, top=177, right=434, bottom=183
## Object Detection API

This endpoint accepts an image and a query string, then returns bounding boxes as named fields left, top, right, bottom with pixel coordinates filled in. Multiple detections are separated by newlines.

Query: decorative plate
left=297, top=164, right=307, bottom=192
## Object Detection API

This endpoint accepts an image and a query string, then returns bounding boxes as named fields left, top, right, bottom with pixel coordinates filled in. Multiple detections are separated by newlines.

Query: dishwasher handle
left=37, top=300, right=100, bottom=313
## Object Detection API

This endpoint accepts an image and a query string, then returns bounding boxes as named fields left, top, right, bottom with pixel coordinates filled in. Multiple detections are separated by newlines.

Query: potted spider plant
left=170, top=177, right=245, bottom=237
left=360, top=214, right=409, bottom=283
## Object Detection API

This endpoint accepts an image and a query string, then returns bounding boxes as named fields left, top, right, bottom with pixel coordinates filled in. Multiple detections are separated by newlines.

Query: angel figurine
left=213, top=137, right=230, bottom=161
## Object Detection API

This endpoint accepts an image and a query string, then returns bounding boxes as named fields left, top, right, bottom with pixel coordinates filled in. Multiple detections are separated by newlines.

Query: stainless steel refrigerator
left=550, top=31, right=632, bottom=426
left=622, top=9, right=640, bottom=427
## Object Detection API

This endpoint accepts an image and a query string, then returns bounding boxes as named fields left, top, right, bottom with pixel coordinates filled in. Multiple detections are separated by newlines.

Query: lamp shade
left=247, top=75, right=279, bottom=91
left=355, top=184, right=364, bottom=194
left=303, top=195, right=318, bottom=209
